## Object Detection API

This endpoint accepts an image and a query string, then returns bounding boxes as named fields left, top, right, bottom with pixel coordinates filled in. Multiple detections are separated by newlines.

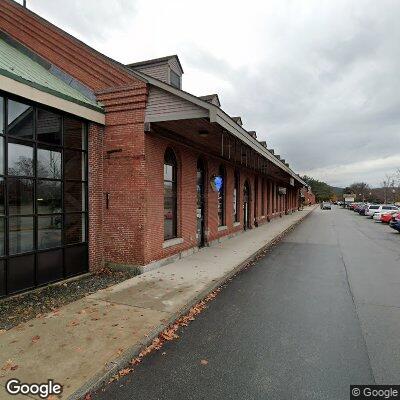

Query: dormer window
left=170, top=70, right=181, bottom=89
left=127, top=55, right=183, bottom=89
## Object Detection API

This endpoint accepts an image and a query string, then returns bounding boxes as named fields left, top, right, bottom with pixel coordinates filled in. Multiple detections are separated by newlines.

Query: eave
left=138, top=70, right=305, bottom=186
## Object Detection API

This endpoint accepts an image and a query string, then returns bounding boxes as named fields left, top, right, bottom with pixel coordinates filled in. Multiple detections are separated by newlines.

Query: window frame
left=0, top=91, right=89, bottom=296
left=163, top=148, right=178, bottom=241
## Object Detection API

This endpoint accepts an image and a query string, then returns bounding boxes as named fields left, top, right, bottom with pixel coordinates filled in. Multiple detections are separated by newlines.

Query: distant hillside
left=330, top=186, right=344, bottom=196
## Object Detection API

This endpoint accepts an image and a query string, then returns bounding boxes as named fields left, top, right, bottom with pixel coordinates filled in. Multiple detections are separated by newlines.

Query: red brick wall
left=301, top=188, right=316, bottom=205
left=96, top=85, right=148, bottom=266
left=139, top=134, right=302, bottom=265
left=0, top=0, right=137, bottom=91
left=88, top=123, right=104, bottom=271
left=0, top=0, right=303, bottom=271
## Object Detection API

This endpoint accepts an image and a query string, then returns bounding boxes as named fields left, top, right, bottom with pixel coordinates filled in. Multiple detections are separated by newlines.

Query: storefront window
left=0, top=95, right=88, bottom=295
left=38, top=215, right=62, bottom=250
left=164, top=148, right=177, bottom=240
left=9, top=216, right=34, bottom=255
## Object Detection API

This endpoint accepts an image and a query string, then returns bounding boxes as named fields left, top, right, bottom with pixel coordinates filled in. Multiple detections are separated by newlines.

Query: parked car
left=381, top=211, right=399, bottom=224
left=358, top=204, right=369, bottom=215
left=365, top=204, right=399, bottom=218
left=389, top=213, right=400, bottom=232
left=321, top=202, right=332, bottom=210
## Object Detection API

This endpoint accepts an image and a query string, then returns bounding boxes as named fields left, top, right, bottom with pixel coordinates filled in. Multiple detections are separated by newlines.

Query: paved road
left=93, top=206, right=400, bottom=400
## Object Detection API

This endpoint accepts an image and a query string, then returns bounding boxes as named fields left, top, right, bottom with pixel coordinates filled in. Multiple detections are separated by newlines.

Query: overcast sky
left=24, top=0, right=400, bottom=187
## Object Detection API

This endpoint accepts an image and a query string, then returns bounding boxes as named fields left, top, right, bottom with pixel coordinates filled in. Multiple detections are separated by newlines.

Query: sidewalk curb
left=69, top=207, right=316, bottom=400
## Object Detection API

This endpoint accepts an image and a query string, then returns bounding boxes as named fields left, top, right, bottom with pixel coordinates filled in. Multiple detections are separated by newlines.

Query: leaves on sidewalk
left=31, top=335, right=40, bottom=343
left=1, top=359, right=18, bottom=372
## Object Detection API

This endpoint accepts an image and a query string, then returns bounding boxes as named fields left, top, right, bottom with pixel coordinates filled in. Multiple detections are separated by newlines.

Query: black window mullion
left=1, top=93, right=88, bottom=295
left=4, top=98, right=8, bottom=293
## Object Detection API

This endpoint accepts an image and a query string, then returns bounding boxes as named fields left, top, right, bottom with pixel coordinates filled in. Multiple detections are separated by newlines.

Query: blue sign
left=211, top=175, right=223, bottom=192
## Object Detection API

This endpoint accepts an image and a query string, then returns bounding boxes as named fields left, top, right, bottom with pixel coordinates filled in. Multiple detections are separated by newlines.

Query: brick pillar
left=88, top=123, right=105, bottom=271
left=96, top=84, right=148, bottom=266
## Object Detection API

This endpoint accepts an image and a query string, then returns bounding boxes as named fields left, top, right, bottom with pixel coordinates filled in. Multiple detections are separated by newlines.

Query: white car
left=365, top=204, right=399, bottom=218
left=373, top=210, right=399, bottom=221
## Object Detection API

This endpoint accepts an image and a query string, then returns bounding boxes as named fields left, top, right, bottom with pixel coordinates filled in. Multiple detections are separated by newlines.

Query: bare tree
left=381, top=173, right=396, bottom=204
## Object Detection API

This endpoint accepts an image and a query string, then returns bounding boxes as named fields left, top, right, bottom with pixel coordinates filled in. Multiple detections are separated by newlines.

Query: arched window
left=233, top=171, right=240, bottom=222
left=217, top=164, right=225, bottom=226
left=164, top=148, right=177, bottom=240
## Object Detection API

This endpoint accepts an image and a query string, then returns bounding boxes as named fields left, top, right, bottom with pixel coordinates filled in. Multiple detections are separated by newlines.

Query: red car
left=381, top=211, right=399, bottom=223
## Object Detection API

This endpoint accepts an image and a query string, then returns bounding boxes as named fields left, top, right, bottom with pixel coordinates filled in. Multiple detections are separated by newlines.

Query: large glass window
left=64, top=150, right=86, bottom=180
left=64, top=181, right=86, bottom=212
left=8, top=142, right=34, bottom=176
left=64, top=117, right=86, bottom=150
left=164, top=148, right=177, bottom=240
left=37, top=180, right=62, bottom=214
left=0, top=97, right=4, bottom=135
left=0, top=95, right=88, bottom=296
left=9, top=216, right=34, bottom=255
left=7, top=100, right=34, bottom=140
left=37, top=109, right=62, bottom=145
left=65, top=213, right=86, bottom=244
left=38, top=215, right=62, bottom=250
left=218, top=165, right=225, bottom=226
left=37, top=148, right=61, bottom=179
left=8, top=178, right=34, bottom=215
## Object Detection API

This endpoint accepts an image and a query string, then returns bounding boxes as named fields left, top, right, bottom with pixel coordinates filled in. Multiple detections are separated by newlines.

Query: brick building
left=0, top=0, right=306, bottom=296
left=301, top=187, right=316, bottom=205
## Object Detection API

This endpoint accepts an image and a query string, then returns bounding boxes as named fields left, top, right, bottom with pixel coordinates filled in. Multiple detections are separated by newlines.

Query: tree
left=381, top=174, right=396, bottom=204
left=302, top=176, right=334, bottom=202
left=348, top=182, right=371, bottom=202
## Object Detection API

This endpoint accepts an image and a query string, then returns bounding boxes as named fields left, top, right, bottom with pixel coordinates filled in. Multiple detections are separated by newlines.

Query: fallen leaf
left=31, top=335, right=40, bottom=343
left=1, top=359, right=18, bottom=371
left=118, top=368, right=132, bottom=377
left=200, top=359, right=208, bottom=365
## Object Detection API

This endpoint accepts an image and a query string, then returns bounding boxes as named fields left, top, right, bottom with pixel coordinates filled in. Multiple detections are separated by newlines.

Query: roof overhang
left=0, top=73, right=105, bottom=125
left=139, top=70, right=305, bottom=186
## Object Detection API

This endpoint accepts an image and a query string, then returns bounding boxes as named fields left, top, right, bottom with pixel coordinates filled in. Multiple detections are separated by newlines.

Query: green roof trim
left=0, top=38, right=104, bottom=113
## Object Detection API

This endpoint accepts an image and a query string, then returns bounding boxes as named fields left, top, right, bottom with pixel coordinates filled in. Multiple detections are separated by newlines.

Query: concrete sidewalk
left=0, top=206, right=315, bottom=400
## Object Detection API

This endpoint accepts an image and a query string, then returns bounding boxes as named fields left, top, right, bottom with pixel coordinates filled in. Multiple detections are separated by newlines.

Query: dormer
left=232, top=116, right=243, bottom=126
left=199, top=94, right=221, bottom=107
left=127, top=55, right=183, bottom=89
left=259, top=140, right=267, bottom=148
left=248, top=131, right=257, bottom=139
